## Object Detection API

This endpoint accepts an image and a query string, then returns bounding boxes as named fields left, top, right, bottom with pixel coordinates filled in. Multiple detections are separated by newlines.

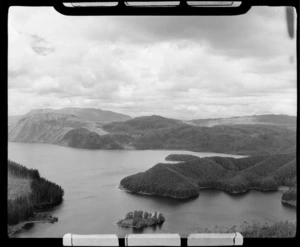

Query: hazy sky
left=8, top=6, right=297, bottom=120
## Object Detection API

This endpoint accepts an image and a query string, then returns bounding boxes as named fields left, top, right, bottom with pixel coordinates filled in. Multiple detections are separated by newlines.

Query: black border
left=53, top=1, right=252, bottom=16
left=1, top=1, right=299, bottom=246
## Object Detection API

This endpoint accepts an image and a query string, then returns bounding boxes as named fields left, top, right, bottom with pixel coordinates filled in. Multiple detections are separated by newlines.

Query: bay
left=8, top=142, right=296, bottom=238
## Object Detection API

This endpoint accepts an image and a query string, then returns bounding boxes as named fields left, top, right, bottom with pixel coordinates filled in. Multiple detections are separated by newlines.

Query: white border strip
left=63, top=233, right=119, bottom=246
left=63, top=232, right=243, bottom=246
left=188, top=232, right=243, bottom=246
left=125, top=233, right=181, bottom=246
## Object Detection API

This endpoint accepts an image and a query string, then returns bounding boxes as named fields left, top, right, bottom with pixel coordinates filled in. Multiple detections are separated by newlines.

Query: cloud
left=7, top=6, right=297, bottom=119
left=30, top=34, right=55, bottom=56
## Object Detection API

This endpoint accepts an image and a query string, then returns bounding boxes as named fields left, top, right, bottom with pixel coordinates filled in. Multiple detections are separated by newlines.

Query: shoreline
left=8, top=141, right=258, bottom=156
left=119, top=185, right=291, bottom=200
left=8, top=212, right=58, bottom=237
left=118, top=185, right=196, bottom=200
left=281, top=200, right=297, bottom=208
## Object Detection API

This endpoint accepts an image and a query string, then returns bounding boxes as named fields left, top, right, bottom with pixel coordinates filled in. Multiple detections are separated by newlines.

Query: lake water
left=8, top=142, right=296, bottom=238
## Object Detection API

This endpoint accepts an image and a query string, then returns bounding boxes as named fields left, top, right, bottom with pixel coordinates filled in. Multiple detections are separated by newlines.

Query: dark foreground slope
left=8, top=160, right=64, bottom=236
left=120, top=153, right=296, bottom=199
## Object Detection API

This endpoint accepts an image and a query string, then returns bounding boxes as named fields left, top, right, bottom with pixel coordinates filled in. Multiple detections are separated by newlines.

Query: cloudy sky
left=8, top=6, right=297, bottom=120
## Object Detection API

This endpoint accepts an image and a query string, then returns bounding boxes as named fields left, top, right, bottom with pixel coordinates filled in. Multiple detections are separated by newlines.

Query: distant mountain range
left=188, top=114, right=296, bottom=129
left=8, top=115, right=23, bottom=127
left=8, top=108, right=296, bottom=155
left=26, top=107, right=131, bottom=123
left=120, top=153, right=296, bottom=199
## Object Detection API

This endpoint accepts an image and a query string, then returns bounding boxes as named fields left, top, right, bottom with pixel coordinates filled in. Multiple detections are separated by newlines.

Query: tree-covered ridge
left=8, top=160, right=64, bottom=225
left=103, top=115, right=183, bottom=133
left=131, top=124, right=296, bottom=155
left=8, top=160, right=40, bottom=179
left=120, top=153, right=296, bottom=199
left=9, top=111, right=296, bottom=156
left=60, top=127, right=125, bottom=149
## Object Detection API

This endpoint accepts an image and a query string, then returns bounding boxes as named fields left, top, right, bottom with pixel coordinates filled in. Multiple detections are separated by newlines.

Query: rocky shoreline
left=281, top=188, right=297, bottom=208
left=281, top=200, right=296, bottom=208
left=8, top=212, right=58, bottom=237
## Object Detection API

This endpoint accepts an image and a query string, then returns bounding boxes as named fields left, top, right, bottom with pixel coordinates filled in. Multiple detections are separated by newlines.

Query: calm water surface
left=8, top=142, right=296, bottom=238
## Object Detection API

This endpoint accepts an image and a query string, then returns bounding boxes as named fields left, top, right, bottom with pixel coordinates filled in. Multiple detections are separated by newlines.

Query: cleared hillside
left=8, top=160, right=64, bottom=225
left=8, top=173, right=32, bottom=201
left=8, top=112, right=108, bottom=143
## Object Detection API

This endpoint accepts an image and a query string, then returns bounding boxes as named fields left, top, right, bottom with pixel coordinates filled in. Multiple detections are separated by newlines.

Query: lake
left=8, top=142, right=296, bottom=238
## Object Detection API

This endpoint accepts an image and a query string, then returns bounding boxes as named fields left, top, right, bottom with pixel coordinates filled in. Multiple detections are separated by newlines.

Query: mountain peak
left=25, top=107, right=131, bottom=123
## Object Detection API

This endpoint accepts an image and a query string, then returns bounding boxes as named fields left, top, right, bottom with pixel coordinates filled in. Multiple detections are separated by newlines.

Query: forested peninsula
left=8, top=160, right=64, bottom=237
left=120, top=153, right=296, bottom=200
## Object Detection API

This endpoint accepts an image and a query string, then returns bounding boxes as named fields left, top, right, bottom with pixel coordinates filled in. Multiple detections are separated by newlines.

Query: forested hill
left=102, top=115, right=184, bottom=132
left=8, top=160, right=64, bottom=225
left=128, top=123, right=296, bottom=155
left=120, top=153, right=296, bottom=199
left=9, top=112, right=296, bottom=155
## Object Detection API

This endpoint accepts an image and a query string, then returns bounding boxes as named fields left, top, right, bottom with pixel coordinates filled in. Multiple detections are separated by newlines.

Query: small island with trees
left=117, top=210, right=165, bottom=229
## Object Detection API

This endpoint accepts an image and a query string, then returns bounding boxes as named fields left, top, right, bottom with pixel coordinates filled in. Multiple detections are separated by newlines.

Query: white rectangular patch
left=188, top=233, right=237, bottom=246
left=63, top=234, right=119, bottom=246
left=125, top=233, right=181, bottom=246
